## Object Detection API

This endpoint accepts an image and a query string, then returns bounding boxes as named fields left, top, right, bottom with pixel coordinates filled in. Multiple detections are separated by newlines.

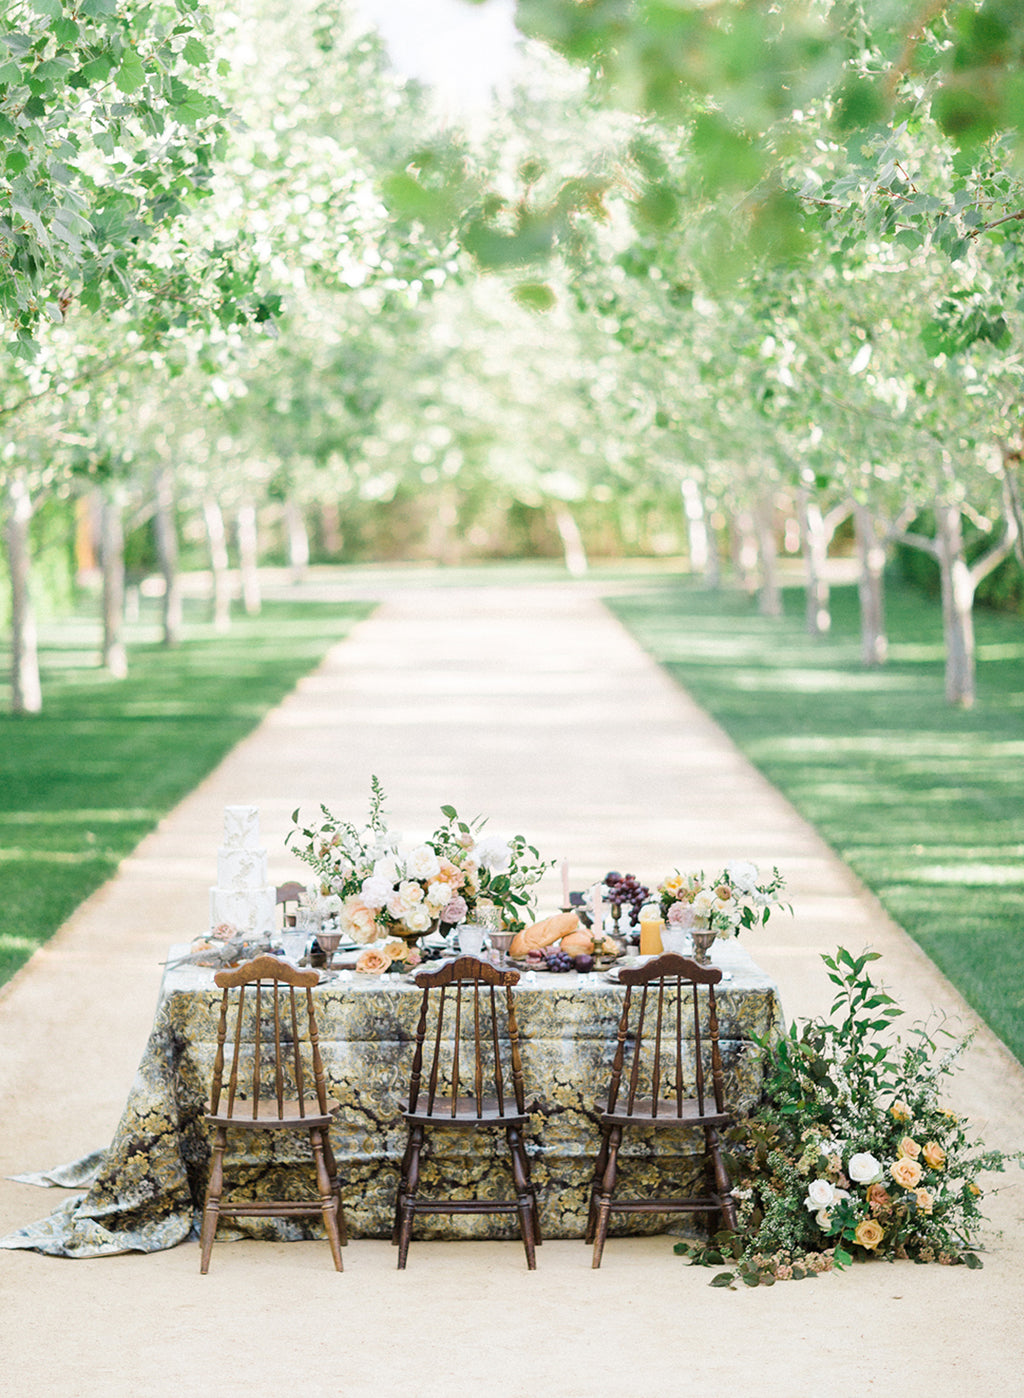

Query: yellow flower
left=890, top=1100, right=912, bottom=1123
left=921, top=1140, right=946, bottom=1170
left=890, top=1156, right=923, bottom=1190
left=854, top=1218, right=885, bottom=1251
left=898, top=1136, right=921, bottom=1160
left=915, top=1189, right=934, bottom=1214
left=969, top=1183, right=982, bottom=1197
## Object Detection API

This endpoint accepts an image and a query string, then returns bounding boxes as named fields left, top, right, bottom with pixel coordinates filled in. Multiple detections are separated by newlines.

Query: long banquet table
left=1, top=941, right=783, bottom=1258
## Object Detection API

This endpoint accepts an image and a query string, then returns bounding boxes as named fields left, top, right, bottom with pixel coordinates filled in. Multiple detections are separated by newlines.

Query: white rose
left=804, top=1178, right=836, bottom=1212
left=359, top=875, right=394, bottom=912
left=402, top=904, right=433, bottom=933
left=726, top=861, right=759, bottom=894
left=405, top=845, right=441, bottom=880
left=425, top=880, right=454, bottom=909
left=473, top=836, right=511, bottom=873
left=848, top=1152, right=883, bottom=1185
left=373, top=855, right=399, bottom=884
left=692, top=889, right=716, bottom=917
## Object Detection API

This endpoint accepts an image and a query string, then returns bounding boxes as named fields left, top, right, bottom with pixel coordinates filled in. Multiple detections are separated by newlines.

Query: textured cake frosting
left=210, top=805, right=276, bottom=934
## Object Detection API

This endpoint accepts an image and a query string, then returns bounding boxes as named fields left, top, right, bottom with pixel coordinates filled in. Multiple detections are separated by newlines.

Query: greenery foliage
left=0, top=593, right=372, bottom=986
left=675, top=948, right=1022, bottom=1286
left=607, top=576, right=1024, bottom=1064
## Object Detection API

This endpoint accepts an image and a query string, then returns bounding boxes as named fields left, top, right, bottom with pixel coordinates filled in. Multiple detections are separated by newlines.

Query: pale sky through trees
left=354, top=0, right=521, bottom=115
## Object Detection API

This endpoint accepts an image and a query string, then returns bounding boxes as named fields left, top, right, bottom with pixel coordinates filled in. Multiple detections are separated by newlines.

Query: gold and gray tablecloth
left=1, top=943, right=783, bottom=1257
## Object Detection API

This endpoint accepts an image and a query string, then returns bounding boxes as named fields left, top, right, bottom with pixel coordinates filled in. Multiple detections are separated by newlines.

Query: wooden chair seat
left=393, top=955, right=541, bottom=1269
left=586, top=953, right=738, bottom=1267
left=207, top=1097, right=340, bottom=1130
left=598, top=1098, right=730, bottom=1129
left=199, top=954, right=348, bottom=1273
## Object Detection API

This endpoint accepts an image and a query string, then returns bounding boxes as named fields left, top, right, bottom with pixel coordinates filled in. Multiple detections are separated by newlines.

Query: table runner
left=1, top=943, right=782, bottom=1257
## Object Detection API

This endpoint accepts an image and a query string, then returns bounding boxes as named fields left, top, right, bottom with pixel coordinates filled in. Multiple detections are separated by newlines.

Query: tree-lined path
left=1, top=576, right=1022, bottom=1395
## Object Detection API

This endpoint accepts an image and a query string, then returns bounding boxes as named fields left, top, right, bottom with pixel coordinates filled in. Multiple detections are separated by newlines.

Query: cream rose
left=848, top=1152, right=883, bottom=1185
left=890, top=1156, right=923, bottom=1190
left=406, top=844, right=441, bottom=880
left=922, top=1140, right=946, bottom=1170
left=356, top=946, right=391, bottom=975
left=897, top=1136, right=921, bottom=1160
left=890, top=1100, right=912, bottom=1123
left=915, top=1188, right=934, bottom=1214
left=804, top=1178, right=837, bottom=1212
left=854, top=1218, right=884, bottom=1251
left=401, top=904, right=433, bottom=933
left=424, top=880, right=454, bottom=910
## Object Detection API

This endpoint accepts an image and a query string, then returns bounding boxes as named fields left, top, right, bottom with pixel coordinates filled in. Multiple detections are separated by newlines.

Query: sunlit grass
left=607, top=577, right=1024, bottom=1065
left=0, top=594, right=373, bottom=988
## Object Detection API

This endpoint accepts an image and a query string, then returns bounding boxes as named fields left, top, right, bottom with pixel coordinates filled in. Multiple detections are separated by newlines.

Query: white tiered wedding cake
left=209, top=805, right=276, bottom=936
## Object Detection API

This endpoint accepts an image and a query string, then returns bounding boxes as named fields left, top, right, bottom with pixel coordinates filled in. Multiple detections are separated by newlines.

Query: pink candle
left=561, top=859, right=570, bottom=908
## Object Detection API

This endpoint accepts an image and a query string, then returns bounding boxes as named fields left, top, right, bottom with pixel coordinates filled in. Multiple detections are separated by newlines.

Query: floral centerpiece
left=676, top=947, right=1023, bottom=1286
left=658, top=861, right=788, bottom=939
left=287, top=777, right=552, bottom=973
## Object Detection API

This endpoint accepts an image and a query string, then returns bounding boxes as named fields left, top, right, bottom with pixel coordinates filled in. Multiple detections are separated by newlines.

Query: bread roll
left=509, top=911, right=580, bottom=959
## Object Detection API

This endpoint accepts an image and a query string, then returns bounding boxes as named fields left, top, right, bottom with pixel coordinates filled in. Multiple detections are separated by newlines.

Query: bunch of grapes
left=545, top=949, right=575, bottom=973
left=604, top=871, right=650, bottom=928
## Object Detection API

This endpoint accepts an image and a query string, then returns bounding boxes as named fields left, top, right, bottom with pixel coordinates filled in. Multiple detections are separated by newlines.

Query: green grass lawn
left=606, top=576, right=1024, bottom=1065
left=0, top=594, right=373, bottom=987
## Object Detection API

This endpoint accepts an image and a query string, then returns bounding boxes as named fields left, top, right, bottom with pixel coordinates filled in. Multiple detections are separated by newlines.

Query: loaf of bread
left=560, top=928, right=619, bottom=957
left=509, top=911, right=580, bottom=959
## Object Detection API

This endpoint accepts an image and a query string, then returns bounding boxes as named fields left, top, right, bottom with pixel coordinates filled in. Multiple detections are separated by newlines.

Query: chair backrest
left=275, top=882, right=305, bottom=928
left=407, top=955, right=525, bottom=1118
left=607, top=953, right=726, bottom=1119
left=210, top=954, right=330, bottom=1121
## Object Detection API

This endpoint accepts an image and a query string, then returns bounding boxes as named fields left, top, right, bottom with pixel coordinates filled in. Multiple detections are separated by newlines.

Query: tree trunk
left=853, top=502, right=888, bottom=666
left=202, top=495, right=232, bottom=634
left=733, top=510, right=759, bottom=595
left=798, top=488, right=831, bottom=636
left=552, top=502, right=588, bottom=576
left=100, top=493, right=128, bottom=678
left=319, top=499, right=343, bottom=557
left=236, top=503, right=261, bottom=616
left=154, top=466, right=182, bottom=647
left=934, top=502, right=976, bottom=707
left=4, top=473, right=43, bottom=713
left=284, top=498, right=310, bottom=582
left=755, top=495, right=782, bottom=617
left=680, top=477, right=709, bottom=576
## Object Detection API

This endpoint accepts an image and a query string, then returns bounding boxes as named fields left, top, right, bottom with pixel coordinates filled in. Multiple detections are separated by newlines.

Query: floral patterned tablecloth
left=0, top=943, right=783, bottom=1257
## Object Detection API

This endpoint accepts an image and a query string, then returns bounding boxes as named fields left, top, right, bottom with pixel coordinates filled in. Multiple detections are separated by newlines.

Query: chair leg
left=392, top=1128, right=416, bottom=1246
left=321, top=1129, right=348, bottom=1247
left=310, top=1128, right=344, bottom=1271
left=506, top=1123, right=538, bottom=1270
left=396, top=1125, right=424, bottom=1269
left=591, top=1125, right=622, bottom=1269
left=199, top=1126, right=227, bottom=1274
left=585, top=1127, right=612, bottom=1245
left=705, top=1125, right=738, bottom=1232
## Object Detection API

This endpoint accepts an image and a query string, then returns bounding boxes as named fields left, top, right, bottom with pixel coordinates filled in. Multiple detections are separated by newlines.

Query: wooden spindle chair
left=275, top=881, right=305, bottom=929
left=586, top=952, right=738, bottom=1268
left=199, top=954, right=347, bottom=1272
left=392, top=955, right=541, bottom=1269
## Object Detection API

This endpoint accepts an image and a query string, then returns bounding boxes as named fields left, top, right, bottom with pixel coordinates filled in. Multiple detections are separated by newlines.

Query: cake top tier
left=222, top=805, right=262, bottom=850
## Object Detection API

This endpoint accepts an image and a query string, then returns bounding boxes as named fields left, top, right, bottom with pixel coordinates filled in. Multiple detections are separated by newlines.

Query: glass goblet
left=317, top=928, right=342, bottom=971
left=488, top=929, right=516, bottom=970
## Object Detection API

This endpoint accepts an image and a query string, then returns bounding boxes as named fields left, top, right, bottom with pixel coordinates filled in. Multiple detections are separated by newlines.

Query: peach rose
left=381, top=938, right=411, bottom=964
left=356, top=946, right=392, bottom=975
left=897, top=1136, right=921, bottom=1160
left=890, top=1100, right=912, bottom=1123
left=922, top=1140, right=946, bottom=1170
left=915, top=1188, right=934, bottom=1214
left=340, top=895, right=381, bottom=943
left=866, top=1183, right=892, bottom=1214
left=854, top=1218, right=885, bottom=1251
left=890, top=1156, right=923, bottom=1190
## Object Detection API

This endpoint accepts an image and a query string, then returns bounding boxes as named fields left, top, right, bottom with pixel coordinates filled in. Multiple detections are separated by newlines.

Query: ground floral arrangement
left=677, top=948, right=1023, bottom=1287
left=287, top=777, right=551, bottom=962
